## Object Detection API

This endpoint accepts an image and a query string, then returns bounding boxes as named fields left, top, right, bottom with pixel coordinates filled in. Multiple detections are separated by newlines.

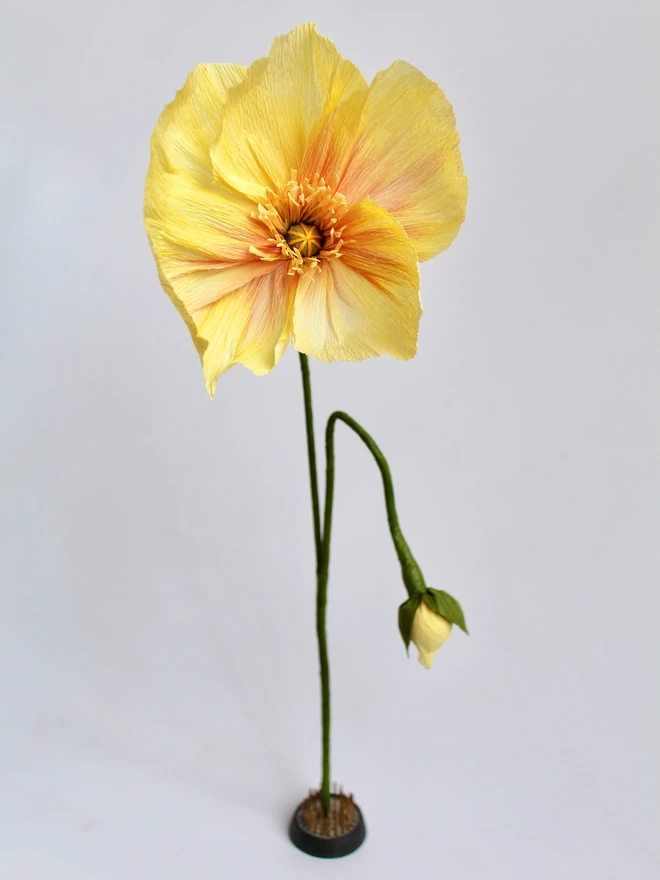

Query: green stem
left=298, top=354, right=331, bottom=811
left=323, top=412, right=427, bottom=598
left=299, top=354, right=322, bottom=566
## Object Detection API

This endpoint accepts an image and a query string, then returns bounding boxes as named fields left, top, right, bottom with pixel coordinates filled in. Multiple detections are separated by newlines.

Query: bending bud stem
left=324, top=411, right=427, bottom=599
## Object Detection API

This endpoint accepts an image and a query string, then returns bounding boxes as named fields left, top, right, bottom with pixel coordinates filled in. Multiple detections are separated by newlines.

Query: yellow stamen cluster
left=251, top=172, right=348, bottom=275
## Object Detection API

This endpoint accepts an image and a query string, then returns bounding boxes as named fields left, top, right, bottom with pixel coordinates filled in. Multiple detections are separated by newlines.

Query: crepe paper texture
left=145, top=22, right=467, bottom=397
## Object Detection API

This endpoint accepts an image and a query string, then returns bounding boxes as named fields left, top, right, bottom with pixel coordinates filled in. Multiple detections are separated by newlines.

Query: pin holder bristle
left=289, top=787, right=366, bottom=859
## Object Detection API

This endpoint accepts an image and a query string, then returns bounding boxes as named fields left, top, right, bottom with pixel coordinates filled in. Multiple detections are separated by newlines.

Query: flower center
left=284, top=223, right=323, bottom=258
left=251, top=172, right=348, bottom=275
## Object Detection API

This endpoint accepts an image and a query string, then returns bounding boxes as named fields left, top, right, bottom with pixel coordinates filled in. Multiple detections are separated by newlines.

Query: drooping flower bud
left=410, top=598, right=453, bottom=669
left=399, top=589, right=467, bottom=666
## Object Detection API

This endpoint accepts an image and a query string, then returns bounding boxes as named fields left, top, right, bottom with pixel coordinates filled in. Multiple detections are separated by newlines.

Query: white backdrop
left=1, top=1, right=658, bottom=878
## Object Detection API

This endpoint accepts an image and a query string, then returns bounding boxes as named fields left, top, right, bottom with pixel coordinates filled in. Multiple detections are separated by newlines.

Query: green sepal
left=423, top=588, right=469, bottom=634
left=398, top=594, right=422, bottom=653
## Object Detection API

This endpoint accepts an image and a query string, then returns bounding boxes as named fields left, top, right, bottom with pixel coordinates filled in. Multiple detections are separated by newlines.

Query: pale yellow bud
left=410, top=599, right=453, bottom=669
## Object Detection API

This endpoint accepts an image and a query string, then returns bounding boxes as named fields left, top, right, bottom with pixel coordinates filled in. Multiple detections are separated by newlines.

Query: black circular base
left=289, top=797, right=366, bottom=859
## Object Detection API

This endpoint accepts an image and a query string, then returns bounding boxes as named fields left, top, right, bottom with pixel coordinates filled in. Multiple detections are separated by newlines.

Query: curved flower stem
left=318, top=411, right=427, bottom=811
left=323, top=412, right=427, bottom=599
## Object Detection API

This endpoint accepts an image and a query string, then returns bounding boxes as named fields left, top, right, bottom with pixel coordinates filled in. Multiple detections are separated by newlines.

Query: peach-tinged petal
left=146, top=63, right=271, bottom=317
left=299, top=89, right=368, bottom=184
left=211, top=23, right=367, bottom=201
left=236, top=267, right=296, bottom=377
left=190, top=263, right=295, bottom=396
left=339, top=61, right=467, bottom=262
left=146, top=143, right=274, bottom=318
left=156, top=256, right=279, bottom=313
left=292, top=199, right=420, bottom=362
left=145, top=158, right=263, bottom=264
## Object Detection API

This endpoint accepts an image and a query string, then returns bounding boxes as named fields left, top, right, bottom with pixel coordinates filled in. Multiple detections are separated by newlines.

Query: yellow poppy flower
left=145, top=23, right=467, bottom=397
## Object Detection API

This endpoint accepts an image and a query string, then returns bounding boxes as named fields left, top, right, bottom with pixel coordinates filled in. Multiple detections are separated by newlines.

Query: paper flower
left=145, top=23, right=467, bottom=395
left=410, top=598, right=453, bottom=669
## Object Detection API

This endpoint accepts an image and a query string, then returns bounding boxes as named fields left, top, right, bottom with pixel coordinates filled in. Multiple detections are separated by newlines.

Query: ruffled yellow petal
left=146, top=161, right=262, bottom=263
left=338, top=61, right=467, bottom=262
left=150, top=63, right=247, bottom=183
left=145, top=170, right=274, bottom=321
left=145, top=65, right=272, bottom=321
left=291, top=199, right=420, bottom=361
left=299, top=88, right=368, bottom=185
left=155, top=255, right=280, bottom=313
left=192, top=263, right=295, bottom=396
left=211, top=23, right=367, bottom=201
